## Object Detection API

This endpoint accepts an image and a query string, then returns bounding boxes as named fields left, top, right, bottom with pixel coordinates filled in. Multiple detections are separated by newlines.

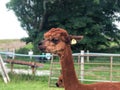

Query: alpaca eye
left=51, top=38, right=59, bottom=44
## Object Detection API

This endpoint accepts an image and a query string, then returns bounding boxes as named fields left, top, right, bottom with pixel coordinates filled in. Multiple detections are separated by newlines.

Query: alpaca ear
left=69, top=35, right=83, bottom=45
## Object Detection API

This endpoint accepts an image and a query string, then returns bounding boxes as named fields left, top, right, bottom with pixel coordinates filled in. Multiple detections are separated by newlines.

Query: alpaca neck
left=59, top=45, right=82, bottom=90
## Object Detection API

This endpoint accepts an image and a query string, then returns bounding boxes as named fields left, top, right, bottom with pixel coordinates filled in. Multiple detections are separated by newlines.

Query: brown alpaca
left=38, top=28, right=120, bottom=90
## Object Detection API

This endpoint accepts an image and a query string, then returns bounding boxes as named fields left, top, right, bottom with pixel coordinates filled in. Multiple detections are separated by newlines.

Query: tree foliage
left=6, top=0, right=120, bottom=52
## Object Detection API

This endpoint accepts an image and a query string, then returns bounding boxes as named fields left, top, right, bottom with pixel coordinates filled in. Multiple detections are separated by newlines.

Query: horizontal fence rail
left=0, top=51, right=48, bottom=57
left=1, top=51, right=120, bottom=57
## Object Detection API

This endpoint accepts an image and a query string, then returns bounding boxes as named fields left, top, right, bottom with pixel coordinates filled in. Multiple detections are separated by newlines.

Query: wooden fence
left=0, top=51, right=45, bottom=75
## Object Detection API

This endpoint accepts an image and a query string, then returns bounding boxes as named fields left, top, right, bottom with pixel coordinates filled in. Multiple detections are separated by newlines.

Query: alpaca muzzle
left=38, top=41, right=46, bottom=52
left=56, top=83, right=60, bottom=87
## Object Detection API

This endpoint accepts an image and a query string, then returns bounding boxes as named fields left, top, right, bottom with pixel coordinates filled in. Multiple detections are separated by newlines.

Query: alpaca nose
left=38, top=41, right=46, bottom=52
left=56, top=83, right=59, bottom=87
left=38, top=42, right=42, bottom=46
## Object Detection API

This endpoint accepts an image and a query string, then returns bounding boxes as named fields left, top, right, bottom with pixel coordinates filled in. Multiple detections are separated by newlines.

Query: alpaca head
left=38, top=28, right=83, bottom=55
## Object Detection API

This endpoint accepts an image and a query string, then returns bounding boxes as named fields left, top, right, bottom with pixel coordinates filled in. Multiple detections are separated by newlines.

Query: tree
left=6, top=0, right=120, bottom=53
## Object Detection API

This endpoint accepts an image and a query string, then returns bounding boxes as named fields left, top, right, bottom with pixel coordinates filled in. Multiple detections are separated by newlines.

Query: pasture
left=0, top=73, right=63, bottom=90
left=0, top=39, right=26, bottom=50
left=1, top=53, right=120, bottom=90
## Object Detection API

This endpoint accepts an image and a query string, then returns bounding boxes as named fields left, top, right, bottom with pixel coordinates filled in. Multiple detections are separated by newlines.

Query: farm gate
left=48, top=51, right=120, bottom=87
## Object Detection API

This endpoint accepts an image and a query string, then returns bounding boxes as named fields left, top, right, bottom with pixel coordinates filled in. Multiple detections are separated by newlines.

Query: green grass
left=24, top=42, right=33, bottom=49
left=0, top=73, right=63, bottom=90
left=1, top=50, right=120, bottom=89
left=0, top=39, right=19, bottom=43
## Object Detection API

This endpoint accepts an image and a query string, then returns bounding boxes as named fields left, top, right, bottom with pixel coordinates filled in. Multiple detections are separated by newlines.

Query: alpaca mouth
left=38, top=41, right=46, bottom=52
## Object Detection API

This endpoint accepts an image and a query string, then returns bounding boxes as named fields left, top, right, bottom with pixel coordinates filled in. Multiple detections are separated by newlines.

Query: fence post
left=80, top=50, right=84, bottom=82
left=0, top=55, right=10, bottom=83
left=48, top=54, right=54, bottom=87
left=87, top=50, right=89, bottom=62
left=78, top=53, right=81, bottom=77
left=110, top=56, right=113, bottom=81
left=12, top=49, right=15, bottom=59
left=28, top=50, right=33, bottom=59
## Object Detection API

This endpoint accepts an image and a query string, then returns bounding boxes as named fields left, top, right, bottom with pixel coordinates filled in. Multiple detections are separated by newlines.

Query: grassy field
left=0, top=39, right=26, bottom=51
left=0, top=73, right=63, bottom=90
left=1, top=57, right=120, bottom=89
